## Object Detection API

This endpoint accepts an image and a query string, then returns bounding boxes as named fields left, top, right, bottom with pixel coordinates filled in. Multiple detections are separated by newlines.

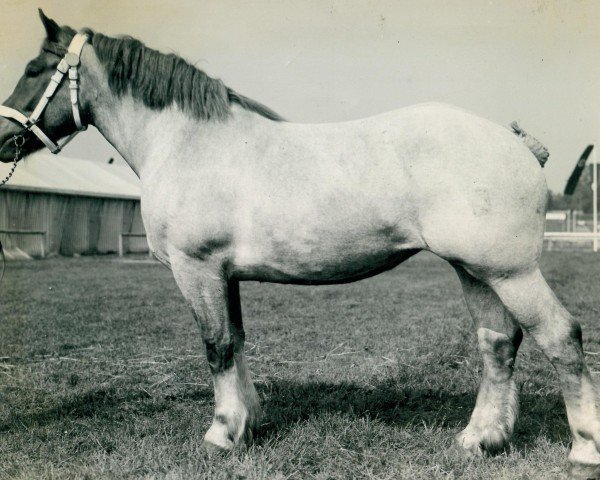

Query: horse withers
left=0, top=10, right=598, bottom=478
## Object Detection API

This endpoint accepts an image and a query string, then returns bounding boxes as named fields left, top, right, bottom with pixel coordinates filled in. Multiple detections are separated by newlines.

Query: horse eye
left=25, top=63, right=43, bottom=77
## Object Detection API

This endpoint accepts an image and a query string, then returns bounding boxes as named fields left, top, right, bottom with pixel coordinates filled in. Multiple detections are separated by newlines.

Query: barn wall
left=0, top=190, right=148, bottom=257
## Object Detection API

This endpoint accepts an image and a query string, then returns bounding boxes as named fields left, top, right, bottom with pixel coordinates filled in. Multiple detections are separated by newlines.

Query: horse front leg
left=170, top=251, right=261, bottom=451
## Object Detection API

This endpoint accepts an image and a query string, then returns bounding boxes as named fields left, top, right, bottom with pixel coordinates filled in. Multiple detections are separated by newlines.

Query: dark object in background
left=564, top=145, right=594, bottom=195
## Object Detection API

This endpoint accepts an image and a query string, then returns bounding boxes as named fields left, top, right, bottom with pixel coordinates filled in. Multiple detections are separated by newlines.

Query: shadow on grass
left=0, top=378, right=570, bottom=454
left=0, top=386, right=213, bottom=433
left=254, top=379, right=571, bottom=452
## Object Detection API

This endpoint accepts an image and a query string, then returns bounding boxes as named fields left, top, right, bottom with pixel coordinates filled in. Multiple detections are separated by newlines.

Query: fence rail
left=2, top=229, right=599, bottom=257
left=543, top=231, right=600, bottom=252
left=0, top=229, right=47, bottom=258
left=544, top=232, right=600, bottom=238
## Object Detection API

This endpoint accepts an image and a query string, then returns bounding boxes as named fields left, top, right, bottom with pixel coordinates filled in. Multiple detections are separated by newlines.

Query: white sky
left=0, top=0, right=598, bottom=192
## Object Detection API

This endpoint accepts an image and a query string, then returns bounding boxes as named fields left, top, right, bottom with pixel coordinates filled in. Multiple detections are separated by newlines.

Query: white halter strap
left=0, top=33, right=89, bottom=154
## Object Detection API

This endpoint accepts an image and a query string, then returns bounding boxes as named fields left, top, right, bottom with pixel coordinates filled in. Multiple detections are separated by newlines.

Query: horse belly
left=232, top=227, right=421, bottom=284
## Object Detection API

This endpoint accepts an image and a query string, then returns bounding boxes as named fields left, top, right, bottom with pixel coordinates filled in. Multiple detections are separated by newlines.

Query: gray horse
left=0, top=11, right=597, bottom=478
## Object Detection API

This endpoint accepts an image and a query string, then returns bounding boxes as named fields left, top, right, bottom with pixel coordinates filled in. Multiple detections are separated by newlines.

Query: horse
left=0, top=11, right=598, bottom=478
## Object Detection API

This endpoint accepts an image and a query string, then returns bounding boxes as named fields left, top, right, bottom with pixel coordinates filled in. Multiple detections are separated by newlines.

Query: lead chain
left=0, top=134, right=23, bottom=187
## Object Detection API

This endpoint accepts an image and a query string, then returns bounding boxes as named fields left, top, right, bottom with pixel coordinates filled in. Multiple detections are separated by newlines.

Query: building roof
left=0, top=152, right=141, bottom=200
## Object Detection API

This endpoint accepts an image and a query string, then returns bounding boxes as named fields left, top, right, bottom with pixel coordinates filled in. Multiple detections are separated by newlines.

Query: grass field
left=1, top=252, right=600, bottom=479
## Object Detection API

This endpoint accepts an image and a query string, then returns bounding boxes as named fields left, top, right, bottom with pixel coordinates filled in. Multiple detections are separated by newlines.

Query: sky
left=0, top=0, right=598, bottom=192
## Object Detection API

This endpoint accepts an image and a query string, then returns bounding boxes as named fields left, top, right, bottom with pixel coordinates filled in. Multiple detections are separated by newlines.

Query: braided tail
left=510, top=121, right=549, bottom=167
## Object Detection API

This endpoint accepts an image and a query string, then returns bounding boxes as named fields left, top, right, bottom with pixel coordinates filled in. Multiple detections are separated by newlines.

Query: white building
left=0, top=153, right=147, bottom=259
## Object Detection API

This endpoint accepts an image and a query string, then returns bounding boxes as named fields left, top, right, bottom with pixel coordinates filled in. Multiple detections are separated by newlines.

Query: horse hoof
left=568, top=462, right=600, bottom=480
left=455, top=427, right=508, bottom=457
left=455, top=430, right=484, bottom=457
left=202, top=439, right=233, bottom=456
left=203, top=424, right=235, bottom=455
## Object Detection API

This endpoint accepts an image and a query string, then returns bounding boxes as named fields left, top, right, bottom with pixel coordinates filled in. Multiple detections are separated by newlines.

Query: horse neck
left=89, top=91, right=172, bottom=177
left=79, top=45, right=229, bottom=178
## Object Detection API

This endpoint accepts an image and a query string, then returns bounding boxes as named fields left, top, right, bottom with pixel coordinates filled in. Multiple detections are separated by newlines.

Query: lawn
left=0, top=251, right=599, bottom=479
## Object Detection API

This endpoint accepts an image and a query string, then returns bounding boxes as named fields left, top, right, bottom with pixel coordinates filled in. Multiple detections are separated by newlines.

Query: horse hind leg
left=488, top=267, right=600, bottom=478
left=454, top=266, right=522, bottom=456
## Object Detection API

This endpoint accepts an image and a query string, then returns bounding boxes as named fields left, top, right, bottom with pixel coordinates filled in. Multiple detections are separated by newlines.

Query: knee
left=539, top=318, right=586, bottom=368
left=205, top=341, right=235, bottom=374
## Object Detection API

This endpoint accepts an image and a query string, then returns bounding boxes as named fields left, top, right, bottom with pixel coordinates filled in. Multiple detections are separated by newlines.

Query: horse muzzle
left=0, top=121, right=36, bottom=163
left=0, top=125, right=23, bottom=163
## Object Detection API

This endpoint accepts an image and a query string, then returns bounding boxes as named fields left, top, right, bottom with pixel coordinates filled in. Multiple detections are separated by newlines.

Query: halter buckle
left=65, top=52, right=80, bottom=67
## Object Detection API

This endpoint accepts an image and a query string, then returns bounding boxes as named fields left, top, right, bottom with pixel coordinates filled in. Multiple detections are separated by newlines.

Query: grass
left=0, top=251, right=600, bottom=479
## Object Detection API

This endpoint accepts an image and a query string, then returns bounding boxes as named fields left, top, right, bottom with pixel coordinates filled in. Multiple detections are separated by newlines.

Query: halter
left=0, top=33, right=89, bottom=155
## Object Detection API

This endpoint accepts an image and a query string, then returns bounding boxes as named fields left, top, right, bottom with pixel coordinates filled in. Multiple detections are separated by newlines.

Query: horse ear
left=38, top=9, right=61, bottom=41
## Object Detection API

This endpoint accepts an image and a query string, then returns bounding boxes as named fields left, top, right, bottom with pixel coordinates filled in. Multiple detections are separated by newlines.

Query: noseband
left=0, top=33, right=89, bottom=156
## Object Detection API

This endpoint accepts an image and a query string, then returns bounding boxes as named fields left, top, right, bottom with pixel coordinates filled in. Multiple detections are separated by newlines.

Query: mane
left=79, top=29, right=284, bottom=122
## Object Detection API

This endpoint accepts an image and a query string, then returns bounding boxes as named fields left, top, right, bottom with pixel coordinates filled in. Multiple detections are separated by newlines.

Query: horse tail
left=510, top=121, right=549, bottom=167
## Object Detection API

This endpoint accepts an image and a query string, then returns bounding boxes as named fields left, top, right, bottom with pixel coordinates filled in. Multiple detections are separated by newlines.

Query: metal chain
left=0, top=135, right=21, bottom=284
left=0, top=134, right=23, bottom=284
left=0, top=134, right=24, bottom=187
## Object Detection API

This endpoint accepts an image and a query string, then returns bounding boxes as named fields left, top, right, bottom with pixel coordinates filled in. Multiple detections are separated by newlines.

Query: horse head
left=0, top=10, right=84, bottom=163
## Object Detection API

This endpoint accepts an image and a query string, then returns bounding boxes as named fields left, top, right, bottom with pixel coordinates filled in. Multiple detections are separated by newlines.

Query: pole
left=593, top=145, right=598, bottom=252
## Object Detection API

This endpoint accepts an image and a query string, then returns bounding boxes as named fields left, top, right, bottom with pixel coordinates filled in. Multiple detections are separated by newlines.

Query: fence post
left=118, top=234, right=124, bottom=257
left=593, top=147, right=598, bottom=252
